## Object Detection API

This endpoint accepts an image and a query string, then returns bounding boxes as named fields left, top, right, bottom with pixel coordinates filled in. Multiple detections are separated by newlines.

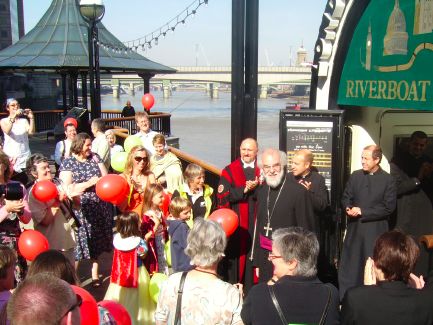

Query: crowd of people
left=1, top=98, right=433, bottom=324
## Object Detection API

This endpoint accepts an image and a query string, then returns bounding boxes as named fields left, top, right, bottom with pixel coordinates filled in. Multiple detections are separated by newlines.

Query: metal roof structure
left=0, top=0, right=176, bottom=75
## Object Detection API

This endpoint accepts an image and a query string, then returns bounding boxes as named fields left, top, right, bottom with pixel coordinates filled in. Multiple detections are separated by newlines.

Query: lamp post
left=79, top=0, right=105, bottom=120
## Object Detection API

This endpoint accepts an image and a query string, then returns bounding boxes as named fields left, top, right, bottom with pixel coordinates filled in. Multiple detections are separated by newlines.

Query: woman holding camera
left=1, top=98, right=35, bottom=185
left=0, top=149, right=31, bottom=284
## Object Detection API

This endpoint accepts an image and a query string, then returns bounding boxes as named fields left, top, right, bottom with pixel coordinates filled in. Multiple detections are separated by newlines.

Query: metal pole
left=88, top=23, right=96, bottom=120
left=243, top=0, right=259, bottom=140
left=81, top=72, right=88, bottom=109
left=93, top=24, right=101, bottom=118
left=231, top=0, right=245, bottom=161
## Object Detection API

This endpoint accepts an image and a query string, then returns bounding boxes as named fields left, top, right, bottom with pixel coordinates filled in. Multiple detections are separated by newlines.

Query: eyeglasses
left=60, top=294, right=82, bottom=320
left=262, top=164, right=281, bottom=172
left=268, top=253, right=282, bottom=261
left=134, top=156, right=148, bottom=162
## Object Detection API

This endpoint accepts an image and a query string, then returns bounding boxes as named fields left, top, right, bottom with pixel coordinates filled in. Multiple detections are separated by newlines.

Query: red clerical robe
left=217, top=158, right=260, bottom=290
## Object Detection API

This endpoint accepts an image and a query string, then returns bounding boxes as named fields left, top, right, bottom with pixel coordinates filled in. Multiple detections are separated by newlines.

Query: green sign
left=338, top=0, right=433, bottom=109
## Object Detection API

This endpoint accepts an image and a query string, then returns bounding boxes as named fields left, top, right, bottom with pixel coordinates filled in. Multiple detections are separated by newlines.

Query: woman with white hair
left=155, top=219, right=243, bottom=325
left=104, top=129, right=124, bottom=157
left=241, top=227, right=339, bottom=325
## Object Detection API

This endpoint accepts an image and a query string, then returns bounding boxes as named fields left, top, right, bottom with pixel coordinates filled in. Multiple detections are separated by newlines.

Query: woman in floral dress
left=59, top=132, right=113, bottom=287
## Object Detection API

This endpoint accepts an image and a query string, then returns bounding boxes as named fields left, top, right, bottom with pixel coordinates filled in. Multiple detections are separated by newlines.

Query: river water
left=101, top=90, right=307, bottom=168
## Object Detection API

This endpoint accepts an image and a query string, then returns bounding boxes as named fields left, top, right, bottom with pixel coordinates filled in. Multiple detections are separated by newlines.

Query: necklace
left=194, top=267, right=218, bottom=277
left=265, top=176, right=287, bottom=236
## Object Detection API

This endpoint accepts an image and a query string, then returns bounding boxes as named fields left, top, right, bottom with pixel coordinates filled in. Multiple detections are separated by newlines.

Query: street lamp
left=79, top=0, right=105, bottom=120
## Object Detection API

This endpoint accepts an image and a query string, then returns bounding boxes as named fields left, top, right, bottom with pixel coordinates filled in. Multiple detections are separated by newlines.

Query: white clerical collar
left=241, top=159, right=255, bottom=168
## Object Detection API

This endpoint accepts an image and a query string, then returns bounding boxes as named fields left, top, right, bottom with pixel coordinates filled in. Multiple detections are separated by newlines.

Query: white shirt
left=91, top=133, right=110, bottom=169
left=241, top=159, right=256, bottom=169
left=54, top=139, right=72, bottom=166
left=133, top=129, right=159, bottom=155
left=2, top=118, right=31, bottom=172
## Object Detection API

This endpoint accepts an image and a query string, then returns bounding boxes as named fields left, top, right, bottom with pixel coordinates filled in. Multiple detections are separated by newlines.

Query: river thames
left=101, top=90, right=308, bottom=168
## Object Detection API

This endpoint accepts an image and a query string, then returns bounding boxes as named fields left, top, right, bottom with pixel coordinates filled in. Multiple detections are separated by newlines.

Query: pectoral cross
left=264, top=223, right=272, bottom=236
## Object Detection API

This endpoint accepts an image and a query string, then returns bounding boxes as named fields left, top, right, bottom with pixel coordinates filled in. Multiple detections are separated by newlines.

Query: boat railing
left=0, top=109, right=171, bottom=136
left=112, top=130, right=222, bottom=191
left=101, top=110, right=171, bottom=136
left=0, top=110, right=64, bottom=132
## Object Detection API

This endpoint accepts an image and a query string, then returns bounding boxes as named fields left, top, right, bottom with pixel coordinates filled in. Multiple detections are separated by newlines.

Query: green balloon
left=164, top=240, right=171, bottom=267
left=149, top=273, right=168, bottom=303
left=124, top=136, right=142, bottom=153
left=111, top=152, right=128, bottom=172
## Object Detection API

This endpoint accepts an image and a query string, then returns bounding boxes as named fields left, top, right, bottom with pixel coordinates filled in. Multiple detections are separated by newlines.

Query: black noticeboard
left=279, top=109, right=345, bottom=210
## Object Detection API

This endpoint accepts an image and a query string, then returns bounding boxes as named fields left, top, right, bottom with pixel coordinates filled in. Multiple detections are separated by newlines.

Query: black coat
left=341, top=281, right=433, bottom=325
left=339, top=169, right=396, bottom=300
left=241, top=275, right=340, bottom=325
left=254, top=174, right=316, bottom=282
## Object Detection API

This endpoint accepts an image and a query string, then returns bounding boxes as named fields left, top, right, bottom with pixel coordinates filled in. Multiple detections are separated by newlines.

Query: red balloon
left=18, top=230, right=49, bottom=261
left=71, top=286, right=99, bottom=325
left=32, top=180, right=58, bottom=202
left=99, top=300, right=132, bottom=325
left=160, top=191, right=171, bottom=217
left=64, top=117, right=78, bottom=128
left=208, top=208, right=239, bottom=236
left=141, top=93, right=155, bottom=110
left=96, top=174, right=130, bottom=205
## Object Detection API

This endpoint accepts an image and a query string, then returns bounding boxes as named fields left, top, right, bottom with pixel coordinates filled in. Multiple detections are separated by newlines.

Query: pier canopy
left=0, top=0, right=175, bottom=75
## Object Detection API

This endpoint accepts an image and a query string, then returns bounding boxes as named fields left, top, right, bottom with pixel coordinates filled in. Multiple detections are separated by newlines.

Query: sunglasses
left=134, top=156, right=148, bottom=162
left=60, top=294, right=82, bottom=320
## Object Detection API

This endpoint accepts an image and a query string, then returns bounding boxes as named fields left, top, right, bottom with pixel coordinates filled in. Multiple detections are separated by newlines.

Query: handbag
left=268, top=283, right=332, bottom=325
left=173, top=271, right=188, bottom=325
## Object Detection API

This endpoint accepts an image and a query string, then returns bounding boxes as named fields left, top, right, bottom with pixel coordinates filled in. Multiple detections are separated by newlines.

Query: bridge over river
left=99, top=66, right=312, bottom=99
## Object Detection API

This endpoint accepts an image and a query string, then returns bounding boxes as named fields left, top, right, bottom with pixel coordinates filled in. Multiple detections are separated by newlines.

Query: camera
left=0, top=182, right=24, bottom=200
left=16, top=109, right=29, bottom=117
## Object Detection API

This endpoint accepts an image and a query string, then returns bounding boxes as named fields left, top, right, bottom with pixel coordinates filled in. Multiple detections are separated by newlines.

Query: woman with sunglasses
left=119, top=145, right=155, bottom=215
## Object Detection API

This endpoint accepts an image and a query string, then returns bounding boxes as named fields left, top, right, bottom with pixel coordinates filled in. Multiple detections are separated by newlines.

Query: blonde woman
left=119, top=145, right=155, bottom=215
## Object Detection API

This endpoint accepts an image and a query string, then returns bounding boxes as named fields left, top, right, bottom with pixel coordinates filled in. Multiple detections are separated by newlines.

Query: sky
left=23, top=0, right=327, bottom=67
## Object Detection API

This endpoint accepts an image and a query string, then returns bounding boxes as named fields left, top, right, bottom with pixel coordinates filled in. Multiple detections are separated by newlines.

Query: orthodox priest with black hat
left=217, top=138, right=260, bottom=290
left=252, top=148, right=316, bottom=283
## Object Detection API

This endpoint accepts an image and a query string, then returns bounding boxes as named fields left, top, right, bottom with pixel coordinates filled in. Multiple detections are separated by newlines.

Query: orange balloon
left=96, top=174, right=129, bottom=205
left=18, top=230, right=49, bottom=261
left=208, top=208, right=239, bottom=236
left=32, top=180, right=58, bottom=202
left=71, top=286, right=99, bottom=325
left=141, top=93, right=155, bottom=110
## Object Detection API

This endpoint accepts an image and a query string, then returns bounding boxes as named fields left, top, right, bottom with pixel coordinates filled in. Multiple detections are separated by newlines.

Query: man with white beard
left=252, top=148, right=316, bottom=282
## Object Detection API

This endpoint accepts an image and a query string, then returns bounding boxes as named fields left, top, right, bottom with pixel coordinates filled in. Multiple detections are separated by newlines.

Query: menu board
left=285, top=120, right=333, bottom=193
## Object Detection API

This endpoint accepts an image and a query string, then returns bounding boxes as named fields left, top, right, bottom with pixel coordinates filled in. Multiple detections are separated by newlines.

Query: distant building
left=296, top=45, right=308, bottom=66
left=0, top=0, right=24, bottom=50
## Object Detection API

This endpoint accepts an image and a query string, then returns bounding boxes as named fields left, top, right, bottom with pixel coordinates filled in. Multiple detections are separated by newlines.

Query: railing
left=101, top=110, right=171, bottom=136
left=112, top=130, right=222, bottom=191
left=0, top=109, right=171, bottom=136
left=0, top=110, right=64, bottom=132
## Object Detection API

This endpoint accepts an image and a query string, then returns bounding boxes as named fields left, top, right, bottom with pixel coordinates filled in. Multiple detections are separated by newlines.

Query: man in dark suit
left=339, top=145, right=397, bottom=300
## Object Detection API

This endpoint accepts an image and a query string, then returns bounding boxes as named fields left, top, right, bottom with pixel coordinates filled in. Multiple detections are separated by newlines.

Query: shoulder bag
left=268, top=283, right=332, bottom=325
left=173, top=271, right=188, bottom=325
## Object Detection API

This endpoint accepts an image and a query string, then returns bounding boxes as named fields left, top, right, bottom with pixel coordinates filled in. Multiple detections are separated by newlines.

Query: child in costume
left=166, top=197, right=194, bottom=272
left=104, top=212, right=155, bottom=324
left=141, top=183, right=169, bottom=275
